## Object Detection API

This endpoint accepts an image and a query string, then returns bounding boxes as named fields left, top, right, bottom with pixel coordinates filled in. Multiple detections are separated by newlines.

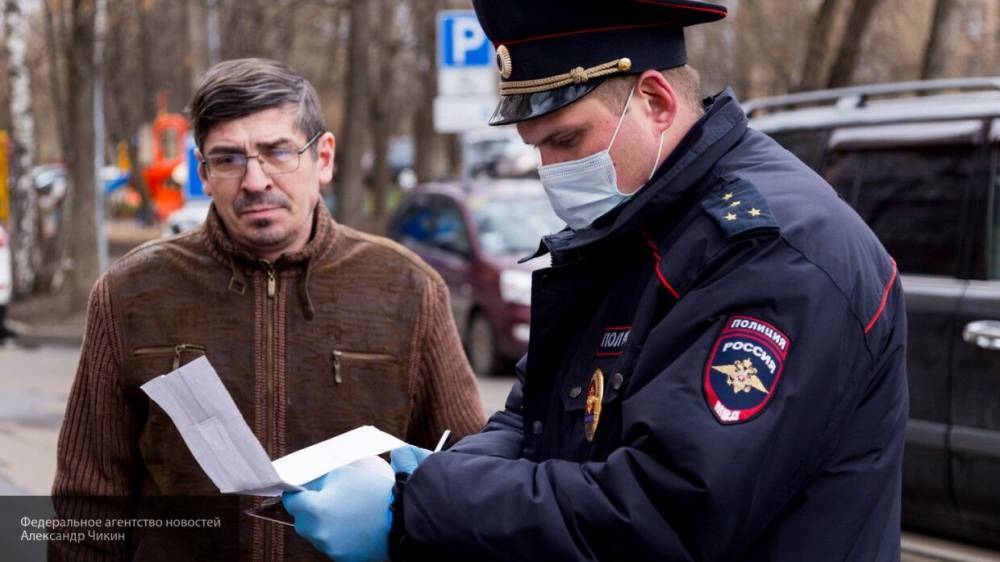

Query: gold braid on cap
left=500, top=57, right=633, bottom=96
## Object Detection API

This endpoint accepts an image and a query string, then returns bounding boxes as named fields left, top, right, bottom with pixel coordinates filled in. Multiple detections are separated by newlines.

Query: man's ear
left=318, top=132, right=336, bottom=184
left=636, top=70, right=678, bottom=133
left=196, top=149, right=213, bottom=196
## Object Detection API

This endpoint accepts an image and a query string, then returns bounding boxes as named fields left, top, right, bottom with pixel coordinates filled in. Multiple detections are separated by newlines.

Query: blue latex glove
left=282, top=465, right=392, bottom=562
left=390, top=445, right=432, bottom=475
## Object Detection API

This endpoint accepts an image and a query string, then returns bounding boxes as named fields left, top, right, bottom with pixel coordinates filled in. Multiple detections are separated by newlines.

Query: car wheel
left=468, top=312, right=500, bottom=376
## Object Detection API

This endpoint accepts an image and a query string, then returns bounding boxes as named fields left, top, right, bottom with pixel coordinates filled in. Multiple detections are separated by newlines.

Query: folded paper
left=140, top=356, right=403, bottom=496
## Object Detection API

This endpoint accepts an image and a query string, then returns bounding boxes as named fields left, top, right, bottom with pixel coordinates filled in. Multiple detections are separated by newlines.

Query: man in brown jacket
left=51, top=58, right=485, bottom=561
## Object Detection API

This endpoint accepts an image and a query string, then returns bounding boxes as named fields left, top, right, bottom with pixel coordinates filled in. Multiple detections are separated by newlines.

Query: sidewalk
left=4, top=219, right=160, bottom=348
left=7, top=292, right=86, bottom=348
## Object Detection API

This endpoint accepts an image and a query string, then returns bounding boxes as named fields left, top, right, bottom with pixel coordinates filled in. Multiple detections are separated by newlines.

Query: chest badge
left=704, top=315, right=791, bottom=424
left=584, top=369, right=605, bottom=442
left=597, top=326, right=631, bottom=357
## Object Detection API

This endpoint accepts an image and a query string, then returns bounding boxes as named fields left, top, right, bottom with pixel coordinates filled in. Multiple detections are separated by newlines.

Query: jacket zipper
left=132, top=344, right=207, bottom=370
left=261, top=260, right=277, bottom=562
left=331, top=350, right=396, bottom=384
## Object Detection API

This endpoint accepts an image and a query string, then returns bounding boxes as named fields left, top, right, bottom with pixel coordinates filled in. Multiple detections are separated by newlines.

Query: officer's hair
left=593, top=65, right=703, bottom=117
left=189, top=58, right=327, bottom=153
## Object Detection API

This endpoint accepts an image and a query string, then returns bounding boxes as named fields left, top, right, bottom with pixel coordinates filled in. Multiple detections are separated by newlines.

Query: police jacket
left=388, top=90, right=908, bottom=562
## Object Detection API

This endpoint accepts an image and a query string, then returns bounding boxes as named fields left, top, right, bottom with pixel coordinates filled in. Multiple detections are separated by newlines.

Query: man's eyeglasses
left=202, top=131, right=324, bottom=179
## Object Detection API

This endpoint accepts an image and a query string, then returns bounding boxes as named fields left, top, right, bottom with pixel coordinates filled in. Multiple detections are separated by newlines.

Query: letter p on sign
left=438, top=11, right=492, bottom=68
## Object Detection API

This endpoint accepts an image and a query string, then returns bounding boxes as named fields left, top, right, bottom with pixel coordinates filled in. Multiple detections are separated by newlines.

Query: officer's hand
left=282, top=465, right=392, bottom=562
left=390, top=445, right=432, bottom=475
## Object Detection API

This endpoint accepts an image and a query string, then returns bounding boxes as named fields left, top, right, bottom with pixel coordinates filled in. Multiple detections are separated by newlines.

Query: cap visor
left=489, top=82, right=601, bottom=126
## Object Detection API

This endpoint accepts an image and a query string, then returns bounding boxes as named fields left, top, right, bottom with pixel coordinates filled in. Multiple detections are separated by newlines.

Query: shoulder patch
left=704, top=315, right=790, bottom=424
left=701, top=180, right=779, bottom=238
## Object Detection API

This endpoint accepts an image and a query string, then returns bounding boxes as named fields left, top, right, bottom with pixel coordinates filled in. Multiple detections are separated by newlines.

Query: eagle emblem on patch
left=704, top=315, right=790, bottom=424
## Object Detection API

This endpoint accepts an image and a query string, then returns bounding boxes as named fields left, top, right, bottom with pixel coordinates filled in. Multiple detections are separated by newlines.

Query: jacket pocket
left=132, top=343, right=208, bottom=371
left=132, top=343, right=213, bottom=493
left=331, top=349, right=409, bottom=422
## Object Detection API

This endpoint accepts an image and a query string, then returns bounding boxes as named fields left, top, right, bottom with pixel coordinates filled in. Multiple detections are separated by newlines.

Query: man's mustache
left=233, top=192, right=292, bottom=215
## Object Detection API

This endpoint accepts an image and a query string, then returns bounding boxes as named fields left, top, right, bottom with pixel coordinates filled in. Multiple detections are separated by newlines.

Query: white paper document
left=140, top=356, right=405, bottom=496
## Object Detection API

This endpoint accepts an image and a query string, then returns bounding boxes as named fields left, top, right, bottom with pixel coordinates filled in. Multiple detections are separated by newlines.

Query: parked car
left=745, top=77, right=1000, bottom=549
left=161, top=198, right=212, bottom=238
left=461, top=128, right=539, bottom=179
left=387, top=179, right=564, bottom=374
left=0, top=224, right=12, bottom=339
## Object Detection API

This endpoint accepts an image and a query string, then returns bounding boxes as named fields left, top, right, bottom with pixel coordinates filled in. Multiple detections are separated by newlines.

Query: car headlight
left=499, top=269, right=532, bottom=306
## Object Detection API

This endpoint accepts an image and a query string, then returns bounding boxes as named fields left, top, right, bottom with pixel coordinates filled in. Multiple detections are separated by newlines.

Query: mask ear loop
left=607, top=83, right=637, bottom=151
left=648, top=131, right=666, bottom=181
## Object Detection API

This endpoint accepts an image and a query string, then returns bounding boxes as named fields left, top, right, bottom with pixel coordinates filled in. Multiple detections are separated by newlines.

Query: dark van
left=746, top=78, right=1000, bottom=549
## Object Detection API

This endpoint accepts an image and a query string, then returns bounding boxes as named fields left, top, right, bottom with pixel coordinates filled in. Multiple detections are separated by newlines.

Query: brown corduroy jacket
left=51, top=203, right=485, bottom=561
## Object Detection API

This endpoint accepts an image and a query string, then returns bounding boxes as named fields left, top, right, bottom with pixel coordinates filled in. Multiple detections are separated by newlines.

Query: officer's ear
left=635, top=70, right=679, bottom=133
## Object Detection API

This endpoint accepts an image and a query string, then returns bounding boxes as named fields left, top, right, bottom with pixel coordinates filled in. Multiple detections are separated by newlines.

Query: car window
left=431, top=200, right=472, bottom=256
left=822, top=150, right=863, bottom=205
left=828, top=145, right=975, bottom=277
left=472, top=196, right=564, bottom=256
left=768, top=130, right=828, bottom=173
left=394, top=200, right=435, bottom=247
left=991, top=144, right=1000, bottom=279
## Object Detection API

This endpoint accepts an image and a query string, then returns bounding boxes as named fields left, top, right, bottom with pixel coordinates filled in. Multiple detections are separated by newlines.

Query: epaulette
left=701, top=179, right=780, bottom=238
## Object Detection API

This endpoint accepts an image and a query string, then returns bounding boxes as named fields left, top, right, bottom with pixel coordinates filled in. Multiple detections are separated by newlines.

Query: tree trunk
left=412, top=0, right=448, bottom=183
left=93, top=0, right=109, bottom=273
left=797, top=0, right=844, bottom=91
left=993, top=0, right=1000, bottom=73
left=135, top=0, right=156, bottom=121
left=4, top=0, right=40, bottom=297
left=921, top=0, right=961, bottom=80
left=994, top=0, right=1000, bottom=72
left=104, top=0, right=154, bottom=223
left=64, top=0, right=101, bottom=308
left=43, top=0, right=71, bottom=163
left=826, top=0, right=884, bottom=88
left=206, top=0, right=221, bottom=66
left=335, top=0, right=371, bottom=228
left=370, top=0, right=400, bottom=224
left=186, top=0, right=209, bottom=91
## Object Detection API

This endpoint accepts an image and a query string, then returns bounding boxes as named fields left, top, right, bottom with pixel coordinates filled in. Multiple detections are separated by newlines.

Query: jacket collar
left=204, top=200, right=337, bottom=269
left=524, top=88, right=748, bottom=263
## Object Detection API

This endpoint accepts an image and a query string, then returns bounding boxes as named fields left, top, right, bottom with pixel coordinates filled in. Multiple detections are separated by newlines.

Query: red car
left=388, top=179, right=564, bottom=374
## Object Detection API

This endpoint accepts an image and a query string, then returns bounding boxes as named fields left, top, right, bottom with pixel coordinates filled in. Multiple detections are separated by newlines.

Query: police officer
left=282, top=1, right=908, bottom=560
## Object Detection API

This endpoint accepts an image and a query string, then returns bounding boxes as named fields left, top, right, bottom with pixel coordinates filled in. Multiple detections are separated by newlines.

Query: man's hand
left=282, top=465, right=393, bottom=562
left=390, top=445, right=432, bottom=475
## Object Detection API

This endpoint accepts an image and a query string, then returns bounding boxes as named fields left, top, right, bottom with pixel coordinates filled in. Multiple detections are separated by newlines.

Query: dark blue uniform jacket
left=390, top=90, right=908, bottom=562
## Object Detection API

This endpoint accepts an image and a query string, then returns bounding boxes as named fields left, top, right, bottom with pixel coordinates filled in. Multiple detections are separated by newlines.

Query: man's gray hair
left=189, top=58, right=327, bottom=151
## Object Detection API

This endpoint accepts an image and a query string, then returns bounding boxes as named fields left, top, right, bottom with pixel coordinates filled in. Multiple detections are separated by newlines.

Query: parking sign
left=438, top=10, right=492, bottom=68
left=437, top=11, right=495, bottom=98
left=435, top=11, right=498, bottom=132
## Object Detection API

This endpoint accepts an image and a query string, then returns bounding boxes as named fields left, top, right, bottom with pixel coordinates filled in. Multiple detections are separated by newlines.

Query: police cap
left=472, top=0, right=728, bottom=125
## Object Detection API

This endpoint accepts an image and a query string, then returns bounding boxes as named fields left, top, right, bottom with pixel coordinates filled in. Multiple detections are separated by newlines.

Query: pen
left=433, top=430, right=451, bottom=453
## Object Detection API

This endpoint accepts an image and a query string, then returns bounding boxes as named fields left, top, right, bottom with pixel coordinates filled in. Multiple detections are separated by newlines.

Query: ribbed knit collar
left=203, top=200, right=337, bottom=269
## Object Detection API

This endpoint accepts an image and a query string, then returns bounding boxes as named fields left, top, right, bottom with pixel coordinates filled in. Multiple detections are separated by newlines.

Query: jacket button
left=532, top=421, right=544, bottom=435
left=569, top=386, right=582, bottom=398
left=611, top=373, right=625, bottom=390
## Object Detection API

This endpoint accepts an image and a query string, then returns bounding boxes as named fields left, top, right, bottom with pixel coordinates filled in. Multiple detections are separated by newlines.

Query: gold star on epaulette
left=749, top=208, right=762, bottom=217
left=723, top=193, right=734, bottom=201
left=724, top=213, right=737, bottom=222
left=730, top=201, right=741, bottom=208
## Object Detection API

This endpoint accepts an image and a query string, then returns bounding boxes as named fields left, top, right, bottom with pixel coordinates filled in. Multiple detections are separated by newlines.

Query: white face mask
left=537, top=85, right=666, bottom=231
